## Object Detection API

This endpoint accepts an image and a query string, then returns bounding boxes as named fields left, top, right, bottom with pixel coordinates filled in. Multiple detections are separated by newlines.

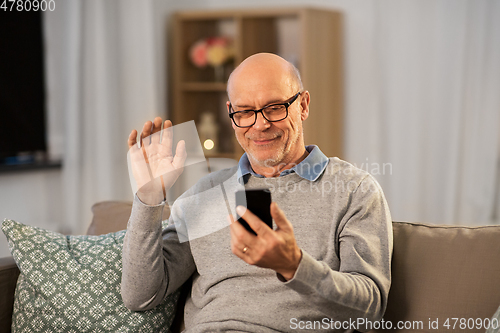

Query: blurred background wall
left=1, top=0, right=499, bottom=257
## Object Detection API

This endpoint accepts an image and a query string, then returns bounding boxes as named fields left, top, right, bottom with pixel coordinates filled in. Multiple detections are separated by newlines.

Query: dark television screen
left=0, top=10, right=46, bottom=161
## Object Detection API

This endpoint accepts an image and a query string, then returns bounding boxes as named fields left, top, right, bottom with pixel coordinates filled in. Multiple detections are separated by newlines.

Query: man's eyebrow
left=233, top=98, right=284, bottom=109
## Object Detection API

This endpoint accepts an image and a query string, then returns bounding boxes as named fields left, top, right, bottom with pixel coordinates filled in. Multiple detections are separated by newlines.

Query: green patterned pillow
left=2, top=219, right=179, bottom=333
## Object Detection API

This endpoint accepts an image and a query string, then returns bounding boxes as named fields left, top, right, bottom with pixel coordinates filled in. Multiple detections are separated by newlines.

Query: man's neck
left=250, top=149, right=309, bottom=178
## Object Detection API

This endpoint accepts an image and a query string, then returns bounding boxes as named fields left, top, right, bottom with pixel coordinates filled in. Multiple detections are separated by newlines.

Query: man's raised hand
left=127, top=117, right=187, bottom=205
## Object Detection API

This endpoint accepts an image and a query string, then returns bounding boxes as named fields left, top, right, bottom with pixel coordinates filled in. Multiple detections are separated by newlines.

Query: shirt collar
left=236, top=145, right=329, bottom=182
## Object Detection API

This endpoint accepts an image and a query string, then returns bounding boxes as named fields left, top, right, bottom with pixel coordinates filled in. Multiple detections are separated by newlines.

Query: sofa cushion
left=86, top=201, right=133, bottom=236
left=86, top=201, right=170, bottom=236
left=381, top=222, right=500, bottom=331
left=1, top=219, right=179, bottom=332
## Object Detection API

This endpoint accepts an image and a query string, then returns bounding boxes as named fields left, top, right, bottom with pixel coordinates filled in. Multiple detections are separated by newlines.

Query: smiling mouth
left=252, top=138, right=276, bottom=145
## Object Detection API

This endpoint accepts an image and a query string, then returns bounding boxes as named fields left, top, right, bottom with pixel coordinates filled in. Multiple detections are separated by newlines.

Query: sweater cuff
left=127, top=194, right=166, bottom=232
left=282, top=250, right=329, bottom=295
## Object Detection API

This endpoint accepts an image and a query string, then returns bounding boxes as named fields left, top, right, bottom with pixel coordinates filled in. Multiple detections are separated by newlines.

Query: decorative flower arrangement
left=189, top=37, right=234, bottom=77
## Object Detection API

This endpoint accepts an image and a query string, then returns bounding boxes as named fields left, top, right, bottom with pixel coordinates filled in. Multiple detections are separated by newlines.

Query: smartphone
left=235, top=189, right=273, bottom=235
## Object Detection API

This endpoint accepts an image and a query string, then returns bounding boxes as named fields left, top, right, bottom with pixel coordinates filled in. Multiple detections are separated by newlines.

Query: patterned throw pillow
left=2, top=219, right=179, bottom=333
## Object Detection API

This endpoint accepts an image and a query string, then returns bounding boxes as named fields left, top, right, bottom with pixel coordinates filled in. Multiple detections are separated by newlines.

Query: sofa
left=1, top=201, right=500, bottom=333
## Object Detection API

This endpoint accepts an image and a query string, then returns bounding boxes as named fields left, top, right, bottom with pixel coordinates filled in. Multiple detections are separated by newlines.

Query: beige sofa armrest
left=0, top=256, right=19, bottom=333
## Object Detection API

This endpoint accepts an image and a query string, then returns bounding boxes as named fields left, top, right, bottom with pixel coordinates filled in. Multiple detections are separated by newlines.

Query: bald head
left=227, top=53, right=303, bottom=101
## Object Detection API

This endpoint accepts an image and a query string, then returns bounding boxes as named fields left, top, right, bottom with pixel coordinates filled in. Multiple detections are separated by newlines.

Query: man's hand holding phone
left=229, top=202, right=303, bottom=281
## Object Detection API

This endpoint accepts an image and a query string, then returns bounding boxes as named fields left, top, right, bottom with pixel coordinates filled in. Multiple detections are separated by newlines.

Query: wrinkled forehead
left=227, top=64, right=297, bottom=105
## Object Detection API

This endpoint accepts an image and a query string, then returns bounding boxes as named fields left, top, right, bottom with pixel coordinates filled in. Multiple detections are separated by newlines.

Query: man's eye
left=236, top=111, right=254, bottom=118
left=266, top=105, right=285, bottom=112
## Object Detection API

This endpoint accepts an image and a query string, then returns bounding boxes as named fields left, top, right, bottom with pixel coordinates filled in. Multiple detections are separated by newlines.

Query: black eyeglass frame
left=228, top=91, right=302, bottom=128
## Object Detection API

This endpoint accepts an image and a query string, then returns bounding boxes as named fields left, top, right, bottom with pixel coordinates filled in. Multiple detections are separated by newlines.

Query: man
left=122, top=53, right=392, bottom=332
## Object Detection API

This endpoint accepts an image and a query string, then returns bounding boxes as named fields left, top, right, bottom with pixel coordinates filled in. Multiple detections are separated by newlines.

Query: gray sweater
left=121, top=157, right=393, bottom=332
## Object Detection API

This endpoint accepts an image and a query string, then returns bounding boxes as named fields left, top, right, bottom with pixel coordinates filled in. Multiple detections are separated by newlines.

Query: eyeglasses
left=228, top=92, right=302, bottom=128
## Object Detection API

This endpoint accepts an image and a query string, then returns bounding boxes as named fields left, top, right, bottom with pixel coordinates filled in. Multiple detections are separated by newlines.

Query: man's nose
left=253, top=111, right=270, bottom=130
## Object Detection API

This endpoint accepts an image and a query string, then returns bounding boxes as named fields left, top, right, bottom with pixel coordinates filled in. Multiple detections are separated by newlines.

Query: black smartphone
left=235, top=189, right=272, bottom=235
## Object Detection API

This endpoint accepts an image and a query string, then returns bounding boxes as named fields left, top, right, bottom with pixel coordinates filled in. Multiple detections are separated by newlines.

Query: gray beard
left=245, top=130, right=302, bottom=169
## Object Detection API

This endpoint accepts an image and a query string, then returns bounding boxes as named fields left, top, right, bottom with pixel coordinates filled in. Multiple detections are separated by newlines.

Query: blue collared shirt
left=236, top=145, right=329, bottom=183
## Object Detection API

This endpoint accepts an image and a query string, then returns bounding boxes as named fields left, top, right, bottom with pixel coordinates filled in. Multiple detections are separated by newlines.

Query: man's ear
left=300, top=91, right=310, bottom=121
left=227, top=101, right=237, bottom=129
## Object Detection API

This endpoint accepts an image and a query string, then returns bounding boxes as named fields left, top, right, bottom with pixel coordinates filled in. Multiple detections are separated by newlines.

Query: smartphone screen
left=235, top=189, right=272, bottom=235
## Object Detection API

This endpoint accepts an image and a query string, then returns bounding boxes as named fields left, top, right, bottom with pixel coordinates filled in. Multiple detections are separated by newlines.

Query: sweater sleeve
left=121, top=195, right=196, bottom=311
left=284, top=175, right=393, bottom=325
